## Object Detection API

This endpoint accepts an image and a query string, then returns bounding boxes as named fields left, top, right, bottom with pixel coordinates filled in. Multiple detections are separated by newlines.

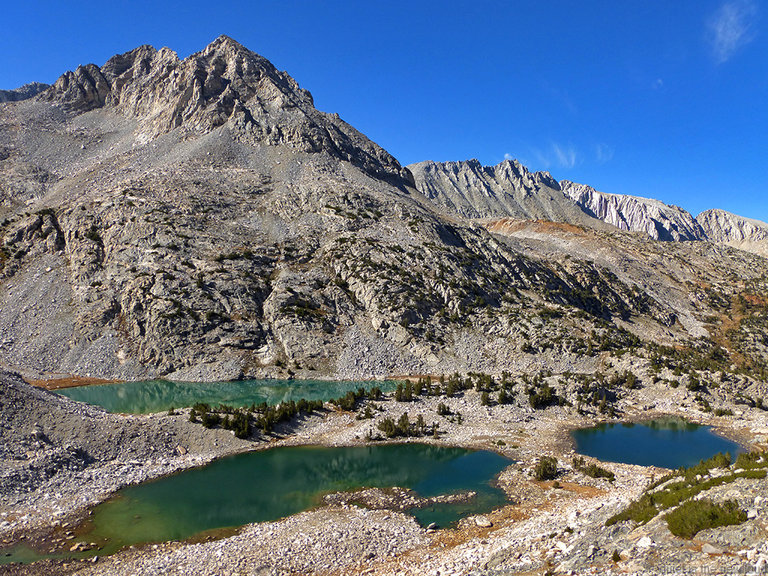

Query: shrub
left=665, top=499, right=746, bottom=539
left=528, top=383, right=555, bottom=409
left=85, top=225, right=102, bottom=245
left=395, top=382, right=412, bottom=402
left=378, top=417, right=397, bottom=438
left=572, top=456, right=615, bottom=481
left=397, top=412, right=411, bottom=436
left=735, top=451, right=767, bottom=470
left=201, top=412, right=221, bottom=428
left=534, top=456, right=558, bottom=480
left=606, top=451, right=764, bottom=528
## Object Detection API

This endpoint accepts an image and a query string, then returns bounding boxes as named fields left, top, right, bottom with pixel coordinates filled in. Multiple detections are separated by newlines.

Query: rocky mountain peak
left=697, top=209, right=768, bottom=257
left=37, top=36, right=404, bottom=182
left=495, top=158, right=560, bottom=190
left=0, top=82, right=51, bottom=103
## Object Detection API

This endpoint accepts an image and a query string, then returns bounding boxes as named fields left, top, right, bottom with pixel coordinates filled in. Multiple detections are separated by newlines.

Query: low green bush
left=572, top=456, right=615, bottom=481
left=665, top=499, right=746, bottom=539
left=607, top=451, right=767, bottom=528
left=534, top=456, right=558, bottom=480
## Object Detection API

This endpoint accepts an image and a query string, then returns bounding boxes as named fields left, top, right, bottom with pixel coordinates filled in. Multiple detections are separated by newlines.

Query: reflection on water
left=58, top=378, right=398, bottom=414
left=1, top=444, right=512, bottom=565
left=572, top=418, right=743, bottom=469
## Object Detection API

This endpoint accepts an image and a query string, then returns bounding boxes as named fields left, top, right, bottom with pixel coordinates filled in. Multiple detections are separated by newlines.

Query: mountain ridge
left=0, top=38, right=767, bottom=384
left=559, top=179, right=707, bottom=241
left=697, top=208, right=768, bottom=258
left=407, top=158, right=607, bottom=228
left=409, top=158, right=768, bottom=256
left=0, top=82, right=50, bottom=103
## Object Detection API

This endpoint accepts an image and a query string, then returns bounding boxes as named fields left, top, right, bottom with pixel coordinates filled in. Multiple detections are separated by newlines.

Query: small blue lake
left=571, top=417, right=744, bottom=469
left=57, top=378, right=397, bottom=414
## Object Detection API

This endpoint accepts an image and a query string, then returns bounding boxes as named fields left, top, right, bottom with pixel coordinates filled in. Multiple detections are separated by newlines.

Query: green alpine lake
left=571, top=417, right=744, bottom=469
left=1, top=443, right=511, bottom=564
left=57, top=378, right=398, bottom=414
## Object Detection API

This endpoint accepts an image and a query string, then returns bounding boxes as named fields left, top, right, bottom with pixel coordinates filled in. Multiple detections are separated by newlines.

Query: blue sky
left=2, top=1, right=766, bottom=222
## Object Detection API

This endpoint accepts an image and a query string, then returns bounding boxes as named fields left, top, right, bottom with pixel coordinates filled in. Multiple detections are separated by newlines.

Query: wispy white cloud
left=595, top=143, right=614, bottom=164
left=504, top=152, right=514, bottom=161
left=530, top=143, right=580, bottom=170
left=708, top=0, right=758, bottom=64
left=552, top=143, right=579, bottom=169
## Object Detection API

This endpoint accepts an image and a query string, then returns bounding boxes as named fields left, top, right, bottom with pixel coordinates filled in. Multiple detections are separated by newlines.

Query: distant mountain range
left=409, top=159, right=768, bottom=255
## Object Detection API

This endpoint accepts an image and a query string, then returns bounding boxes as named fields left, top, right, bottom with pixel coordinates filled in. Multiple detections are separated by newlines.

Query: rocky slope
left=697, top=208, right=768, bottom=258
left=0, top=37, right=767, bottom=384
left=0, top=369, right=249, bottom=544
left=407, top=158, right=603, bottom=226
left=0, top=36, right=710, bottom=383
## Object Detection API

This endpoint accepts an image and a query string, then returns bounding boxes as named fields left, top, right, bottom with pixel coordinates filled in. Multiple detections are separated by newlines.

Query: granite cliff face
left=697, top=209, right=768, bottom=257
left=408, top=159, right=602, bottom=226
left=558, top=181, right=706, bottom=241
left=0, top=37, right=766, bottom=383
left=407, top=160, right=710, bottom=243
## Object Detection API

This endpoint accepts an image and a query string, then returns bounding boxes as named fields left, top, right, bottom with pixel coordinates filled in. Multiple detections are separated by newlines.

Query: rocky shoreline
left=1, top=368, right=768, bottom=575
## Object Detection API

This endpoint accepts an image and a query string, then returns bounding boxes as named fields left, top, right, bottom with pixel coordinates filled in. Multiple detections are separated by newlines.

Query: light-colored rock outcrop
left=560, top=180, right=706, bottom=241
left=697, top=209, right=768, bottom=258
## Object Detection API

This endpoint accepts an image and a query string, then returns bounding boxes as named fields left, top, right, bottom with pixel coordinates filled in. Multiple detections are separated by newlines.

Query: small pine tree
left=396, top=412, right=410, bottom=436
left=416, top=414, right=426, bottom=435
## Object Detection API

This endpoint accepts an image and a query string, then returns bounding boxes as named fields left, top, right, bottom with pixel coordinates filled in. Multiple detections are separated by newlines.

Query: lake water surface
left=1, top=444, right=511, bottom=564
left=58, top=378, right=397, bottom=414
left=571, top=417, right=743, bottom=469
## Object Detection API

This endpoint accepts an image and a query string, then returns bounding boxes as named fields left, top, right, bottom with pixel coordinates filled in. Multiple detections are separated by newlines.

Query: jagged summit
left=0, top=82, right=50, bottom=103
left=38, top=36, right=406, bottom=182
left=407, top=158, right=603, bottom=226
left=560, top=180, right=706, bottom=242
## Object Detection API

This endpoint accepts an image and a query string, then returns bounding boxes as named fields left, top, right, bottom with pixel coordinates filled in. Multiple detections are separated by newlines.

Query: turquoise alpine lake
left=57, top=378, right=398, bottom=414
left=571, top=417, right=744, bottom=469
left=0, top=444, right=511, bottom=564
